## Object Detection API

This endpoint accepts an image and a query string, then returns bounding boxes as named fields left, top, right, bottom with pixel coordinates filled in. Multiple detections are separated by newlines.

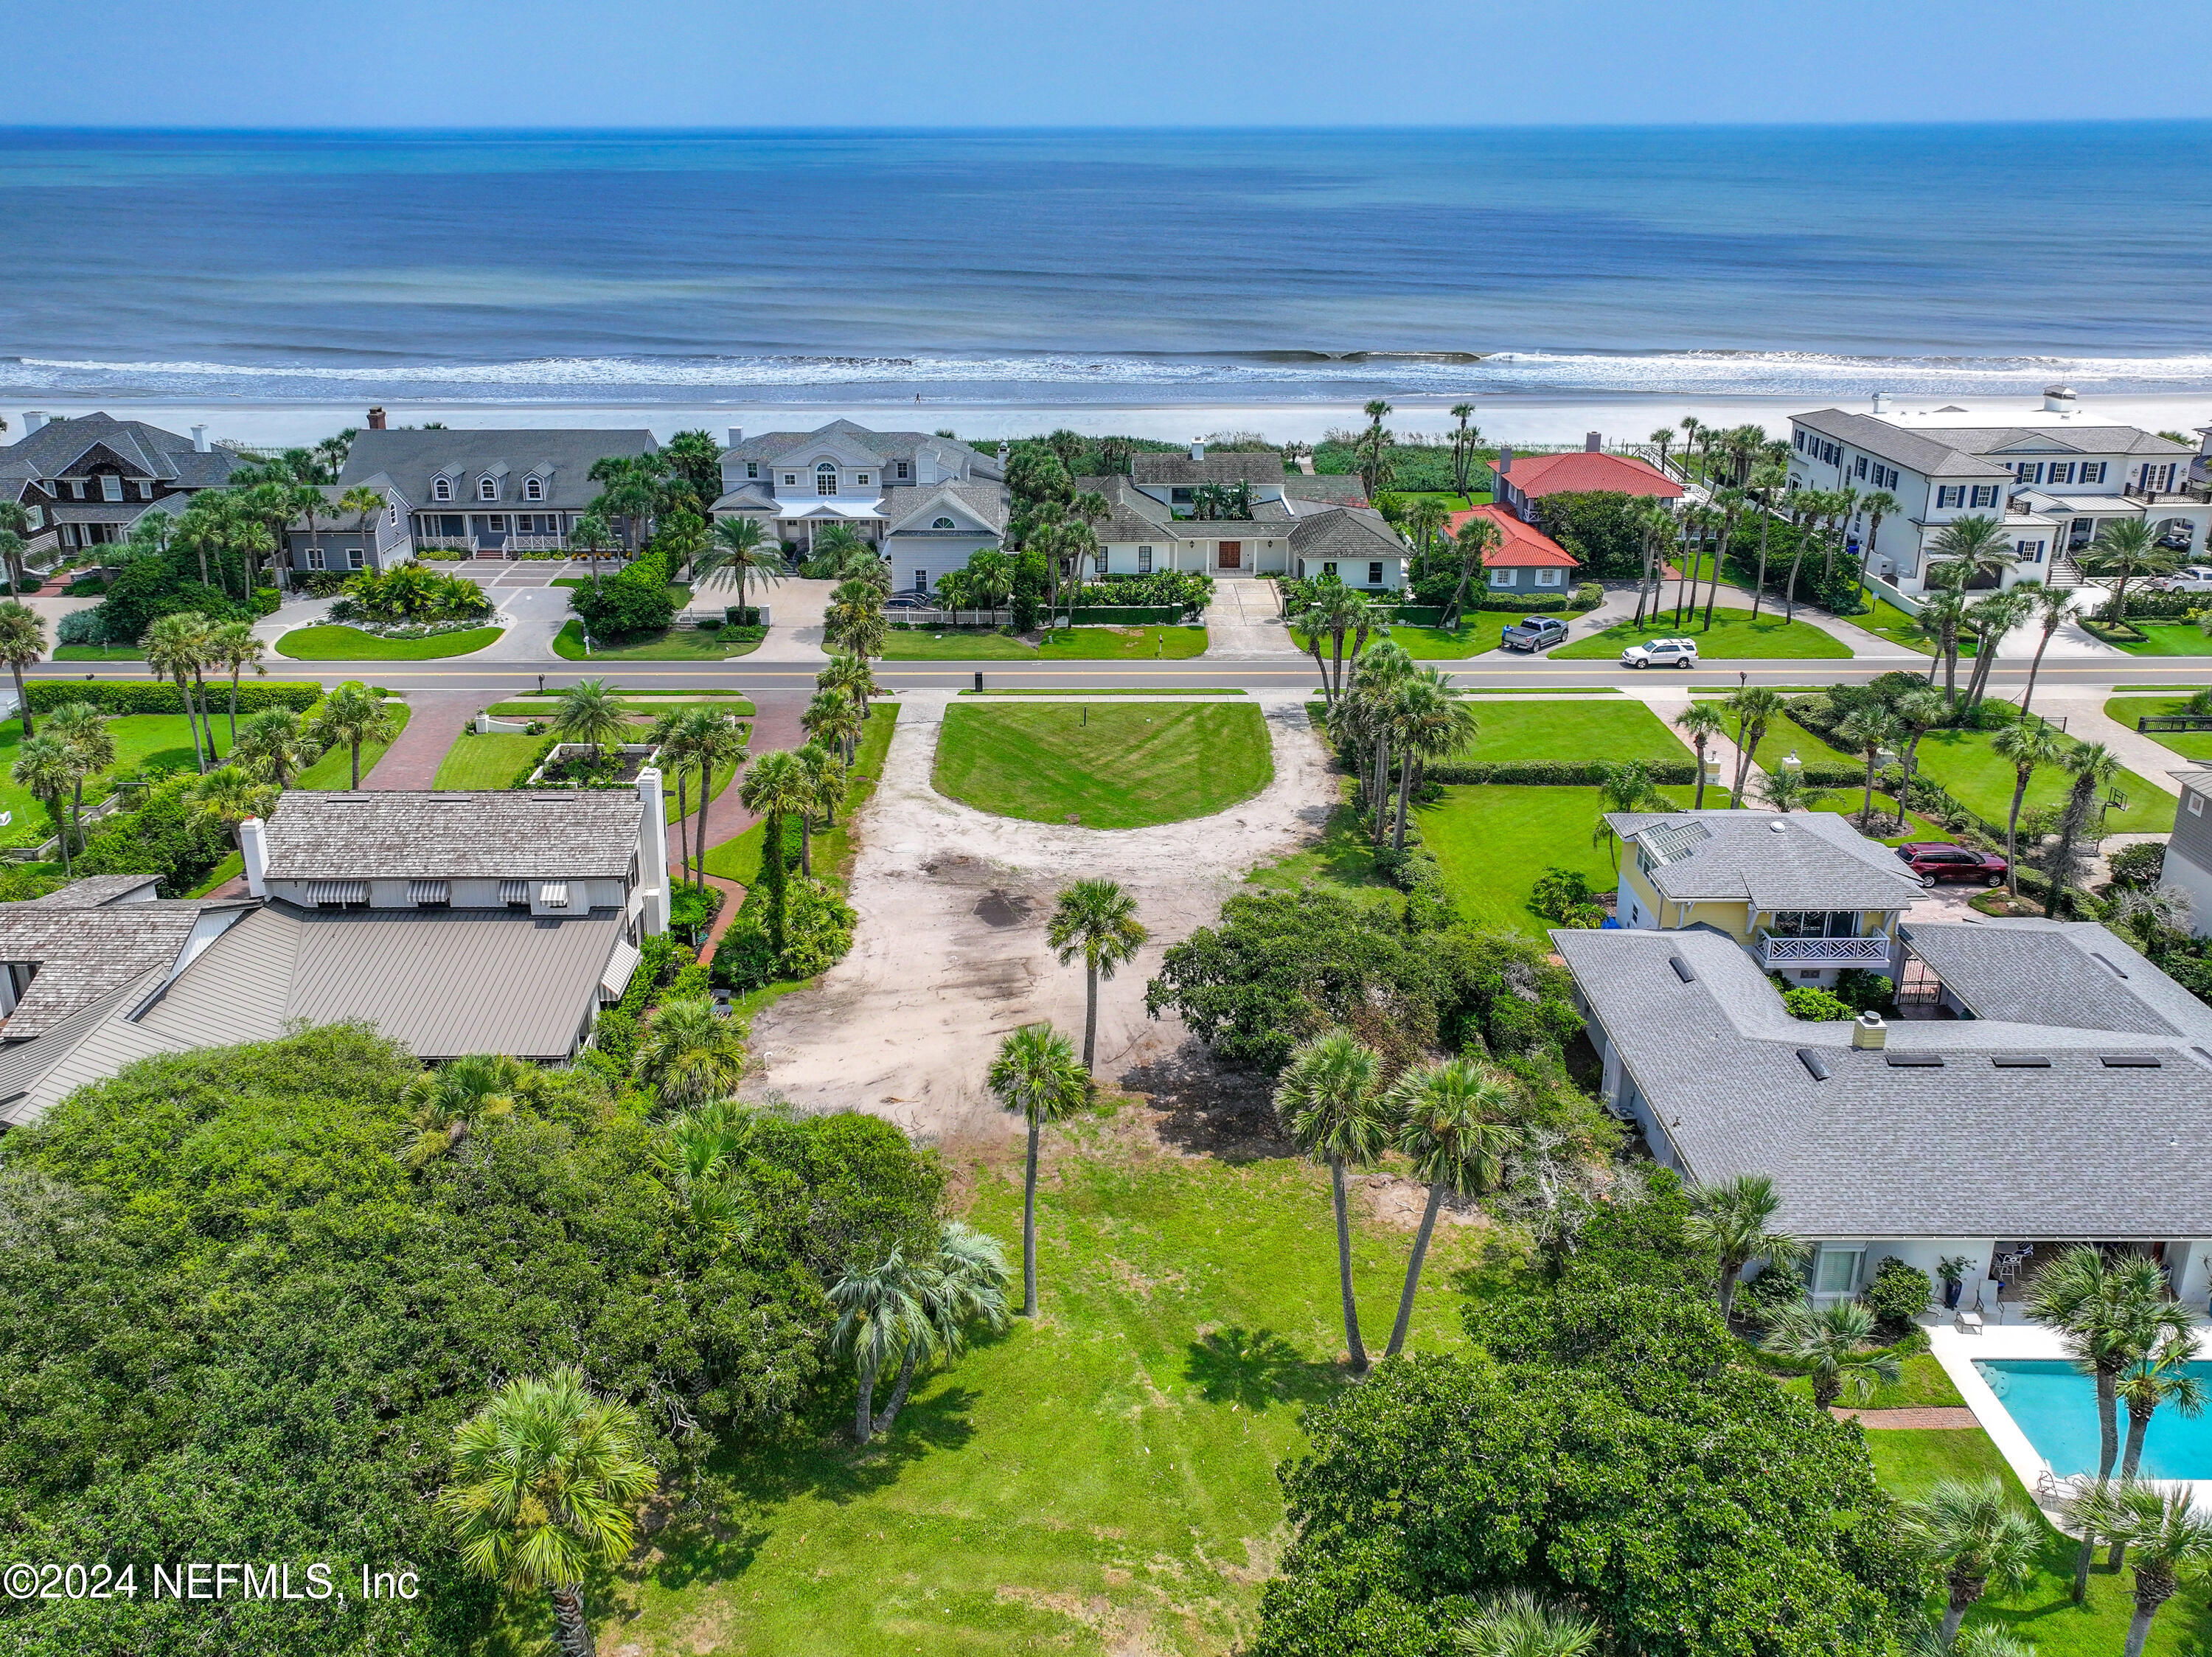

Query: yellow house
left=1607, top=810, right=1924, bottom=986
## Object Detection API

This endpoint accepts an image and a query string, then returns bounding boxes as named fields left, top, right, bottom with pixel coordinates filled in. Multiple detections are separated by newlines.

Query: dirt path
left=740, top=691, right=1334, bottom=1144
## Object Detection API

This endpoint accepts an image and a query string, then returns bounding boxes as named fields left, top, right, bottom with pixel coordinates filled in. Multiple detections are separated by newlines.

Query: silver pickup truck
left=1499, top=616, right=1569, bottom=653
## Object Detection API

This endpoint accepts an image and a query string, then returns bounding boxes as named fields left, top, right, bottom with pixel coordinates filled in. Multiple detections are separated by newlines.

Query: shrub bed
left=25, top=681, right=321, bottom=715
left=1426, top=757, right=1700, bottom=787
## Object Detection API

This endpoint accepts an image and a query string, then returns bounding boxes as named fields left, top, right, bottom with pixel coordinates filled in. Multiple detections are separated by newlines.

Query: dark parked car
left=1500, top=616, right=1569, bottom=653
left=1895, top=841, right=2008, bottom=886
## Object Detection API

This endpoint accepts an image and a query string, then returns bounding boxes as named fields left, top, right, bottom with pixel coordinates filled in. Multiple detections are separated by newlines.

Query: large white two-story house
left=337, top=425, right=660, bottom=556
left=0, top=411, right=245, bottom=557
left=1787, top=389, right=2204, bottom=593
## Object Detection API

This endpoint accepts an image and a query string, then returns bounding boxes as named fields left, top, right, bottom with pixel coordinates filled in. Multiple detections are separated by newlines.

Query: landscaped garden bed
left=552, top=619, right=764, bottom=660
left=881, top=624, right=1206, bottom=661
left=931, top=701, right=1272, bottom=827
left=276, top=623, right=503, bottom=660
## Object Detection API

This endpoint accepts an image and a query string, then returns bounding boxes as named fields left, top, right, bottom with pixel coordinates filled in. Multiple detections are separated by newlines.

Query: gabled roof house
left=338, top=427, right=659, bottom=555
left=1447, top=503, right=1582, bottom=597
left=0, top=411, right=245, bottom=555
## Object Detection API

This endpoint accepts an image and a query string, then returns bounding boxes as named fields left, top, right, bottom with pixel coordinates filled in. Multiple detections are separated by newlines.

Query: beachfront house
left=1447, top=502, right=1581, bottom=595
left=1551, top=918, right=2212, bottom=1316
left=2151, top=769, right=2212, bottom=937
left=281, top=482, right=415, bottom=579
left=338, top=427, right=660, bottom=557
left=1606, top=807, right=1925, bottom=986
left=1787, top=389, right=2204, bottom=594
left=0, top=411, right=245, bottom=558
left=1489, top=440, right=1684, bottom=524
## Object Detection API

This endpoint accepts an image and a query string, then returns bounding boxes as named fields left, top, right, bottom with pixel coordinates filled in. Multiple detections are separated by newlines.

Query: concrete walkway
left=1205, top=578, right=1302, bottom=659
left=1640, top=691, right=1766, bottom=806
left=2034, top=695, right=2193, bottom=796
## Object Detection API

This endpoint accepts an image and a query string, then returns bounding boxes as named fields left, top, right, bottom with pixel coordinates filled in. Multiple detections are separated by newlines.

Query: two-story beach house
left=1445, top=503, right=1582, bottom=597
left=0, top=411, right=245, bottom=557
left=1552, top=918, right=2212, bottom=1315
left=1489, top=441, right=1683, bottom=524
left=337, top=427, right=660, bottom=556
left=1607, top=808, right=1926, bottom=986
left=1787, top=389, right=2204, bottom=593
left=282, top=482, right=415, bottom=579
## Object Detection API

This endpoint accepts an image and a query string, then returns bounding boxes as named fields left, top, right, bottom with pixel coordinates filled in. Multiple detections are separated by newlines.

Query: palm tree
left=2079, top=518, right=2179, bottom=631
left=46, top=701, right=114, bottom=860
left=1762, top=1298, right=1899, bottom=1408
left=0, top=602, right=44, bottom=737
left=437, top=1368, right=655, bottom=1657
left=143, top=610, right=214, bottom=771
left=1723, top=686, right=1784, bottom=805
left=308, top=681, right=396, bottom=788
left=12, top=734, right=80, bottom=875
left=1649, top=425, right=1676, bottom=479
left=1891, top=687, right=1948, bottom=819
left=399, top=1052, right=526, bottom=1167
left=2016, top=582, right=2074, bottom=718
left=650, top=711, right=703, bottom=887
left=1592, top=758, right=1669, bottom=869
left=1699, top=486, right=1745, bottom=629
left=1441, top=514, right=1499, bottom=628
left=1857, top=488, right=1900, bottom=577
left=1835, top=706, right=1900, bottom=826
left=1384, top=670, right=1479, bottom=853
left=1905, top=1476, right=2042, bottom=1647
left=987, top=1021, right=1091, bottom=1319
left=1913, top=576, right=1972, bottom=706
left=568, top=510, right=616, bottom=590
left=233, top=708, right=314, bottom=788
left=551, top=678, right=626, bottom=765
left=1275, top=1030, right=1388, bottom=1374
left=2027, top=1245, right=2188, bottom=1599
left=1453, top=1588, right=1601, bottom=1657
left=1447, top=403, right=1480, bottom=496
left=1958, top=588, right=2032, bottom=712
left=1744, top=463, right=1787, bottom=618
left=336, top=484, right=386, bottom=583
left=1292, top=581, right=1377, bottom=709
left=702, top=515, right=783, bottom=619
left=2069, top=1480, right=2212, bottom=1657
left=797, top=743, right=845, bottom=864
left=737, top=749, right=809, bottom=953
left=1046, top=879, right=1148, bottom=1074
left=1686, top=1173, right=1808, bottom=1324
left=1952, top=1628, right=2037, bottom=1657
left=1382, top=1059, right=1520, bottom=1358
left=0, top=501, right=32, bottom=594
left=1674, top=704, right=1727, bottom=809
left=2043, top=740, right=2121, bottom=920
left=818, top=651, right=877, bottom=737
left=187, top=763, right=274, bottom=862
left=686, top=710, right=747, bottom=883
left=653, top=1097, right=758, bottom=1229
left=1337, top=640, right=1414, bottom=842
left=207, top=619, right=265, bottom=746
left=829, top=1248, right=931, bottom=1445
left=1756, top=766, right=1825, bottom=813
left=866, top=1220, right=1012, bottom=1438
left=1354, top=399, right=1394, bottom=498
left=1989, top=720, right=2062, bottom=900
left=2112, top=1333, right=2207, bottom=1567
left=633, top=996, right=747, bottom=1110
left=801, top=687, right=863, bottom=769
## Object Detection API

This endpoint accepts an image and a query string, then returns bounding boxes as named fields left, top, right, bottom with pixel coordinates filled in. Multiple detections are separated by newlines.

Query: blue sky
left=10, top=0, right=2211, bottom=128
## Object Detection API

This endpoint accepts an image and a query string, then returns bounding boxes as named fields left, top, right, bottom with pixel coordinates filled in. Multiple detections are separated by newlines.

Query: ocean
left=3, top=123, right=2212, bottom=416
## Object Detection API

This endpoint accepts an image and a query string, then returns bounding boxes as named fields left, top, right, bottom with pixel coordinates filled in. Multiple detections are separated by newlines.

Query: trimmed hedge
left=1065, top=605, right=1182, bottom=625
left=2097, top=588, right=2207, bottom=622
left=1427, top=758, right=1699, bottom=786
left=25, top=680, right=322, bottom=715
left=721, top=605, right=765, bottom=626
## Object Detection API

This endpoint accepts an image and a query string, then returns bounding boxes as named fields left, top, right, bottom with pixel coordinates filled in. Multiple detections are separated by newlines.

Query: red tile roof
left=1496, top=451, right=1683, bottom=500
left=1446, top=504, right=1579, bottom=568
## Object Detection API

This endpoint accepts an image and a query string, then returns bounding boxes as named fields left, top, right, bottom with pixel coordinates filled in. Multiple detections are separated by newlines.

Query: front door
left=1217, top=541, right=1241, bottom=571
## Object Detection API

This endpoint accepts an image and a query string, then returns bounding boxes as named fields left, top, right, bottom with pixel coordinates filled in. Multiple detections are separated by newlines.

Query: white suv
left=1621, top=636, right=1700, bottom=670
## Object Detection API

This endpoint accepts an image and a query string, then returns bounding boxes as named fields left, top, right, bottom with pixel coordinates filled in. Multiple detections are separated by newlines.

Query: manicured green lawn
left=1414, top=783, right=1693, bottom=937
left=1777, top=1353, right=1964, bottom=1410
left=0, top=714, right=237, bottom=847
left=2096, top=621, right=2212, bottom=656
left=1450, top=698, right=1687, bottom=766
left=1864, top=1428, right=2212, bottom=1656
left=1385, top=623, right=1498, bottom=659
left=1860, top=597, right=1946, bottom=656
left=52, top=644, right=145, bottom=661
left=293, top=703, right=412, bottom=788
left=934, top=703, right=1272, bottom=830
left=276, top=624, right=503, bottom=660
left=1910, top=723, right=2175, bottom=835
left=961, top=687, right=1244, bottom=697
left=703, top=704, right=899, bottom=890
left=552, top=620, right=764, bottom=661
left=1394, top=489, right=1492, bottom=510
left=600, top=1125, right=1486, bottom=1657
left=883, top=625, right=1208, bottom=661
left=431, top=731, right=545, bottom=790
left=1550, top=608, right=1853, bottom=661
left=2106, top=696, right=2212, bottom=762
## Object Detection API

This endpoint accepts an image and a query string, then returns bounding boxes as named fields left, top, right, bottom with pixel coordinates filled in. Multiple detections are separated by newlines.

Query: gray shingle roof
left=0, top=891, right=252, bottom=1038
left=0, top=412, right=245, bottom=490
left=1074, top=476, right=1175, bottom=543
left=720, top=420, right=1003, bottom=482
left=1289, top=507, right=1406, bottom=560
left=1551, top=925, right=2212, bottom=1238
left=1609, top=809, right=1925, bottom=911
left=1792, top=409, right=2013, bottom=479
left=261, top=791, right=643, bottom=881
left=338, top=429, right=658, bottom=514
left=882, top=481, right=1009, bottom=535
left=1133, top=451, right=1288, bottom=487
left=1902, top=919, right=2212, bottom=1040
left=1283, top=473, right=1371, bottom=507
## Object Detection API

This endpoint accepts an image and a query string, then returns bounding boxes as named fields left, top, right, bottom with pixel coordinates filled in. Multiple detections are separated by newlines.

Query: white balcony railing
left=1759, top=934, right=1893, bottom=967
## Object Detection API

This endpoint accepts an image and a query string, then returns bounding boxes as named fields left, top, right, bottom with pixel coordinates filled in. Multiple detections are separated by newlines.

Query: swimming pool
left=1975, top=1360, right=2212, bottom=1480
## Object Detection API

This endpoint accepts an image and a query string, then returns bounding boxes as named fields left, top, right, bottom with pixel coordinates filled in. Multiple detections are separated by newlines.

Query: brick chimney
left=366, top=406, right=387, bottom=430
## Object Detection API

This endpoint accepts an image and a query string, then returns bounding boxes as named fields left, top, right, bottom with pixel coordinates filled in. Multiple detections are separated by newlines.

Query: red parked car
left=1895, top=842, right=2008, bottom=886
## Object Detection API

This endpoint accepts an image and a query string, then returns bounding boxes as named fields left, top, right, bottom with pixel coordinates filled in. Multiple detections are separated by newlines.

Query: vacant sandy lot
left=742, top=692, right=1334, bottom=1145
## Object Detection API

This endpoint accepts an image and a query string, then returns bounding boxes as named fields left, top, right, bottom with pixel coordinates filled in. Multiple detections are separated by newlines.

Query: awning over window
left=499, top=880, right=529, bottom=905
left=408, top=880, right=449, bottom=905
left=598, top=938, right=641, bottom=1003
left=538, top=881, right=569, bottom=909
left=307, top=880, right=368, bottom=905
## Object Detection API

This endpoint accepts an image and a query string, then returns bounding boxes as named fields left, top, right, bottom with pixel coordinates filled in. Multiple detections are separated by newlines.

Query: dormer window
left=478, top=476, right=498, bottom=501
left=783, top=473, right=796, bottom=486
left=932, top=516, right=956, bottom=529
left=855, top=473, right=869, bottom=486
left=816, top=463, right=838, bottom=496
left=897, top=461, right=909, bottom=479
left=747, top=462, right=759, bottom=479
left=433, top=476, right=452, bottom=501
left=524, top=475, right=543, bottom=501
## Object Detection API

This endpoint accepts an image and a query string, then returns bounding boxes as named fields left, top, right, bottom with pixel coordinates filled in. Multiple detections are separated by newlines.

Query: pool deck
left=1925, top=1314, right=2212, bottom=1522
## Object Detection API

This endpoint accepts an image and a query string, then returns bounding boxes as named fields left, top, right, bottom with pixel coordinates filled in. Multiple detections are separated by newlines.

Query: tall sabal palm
left=437, top=1368, right=655, bottom=1657
left=1744, top=463, right=1788, bottom=616
left=1674, top=703, right=1726, bottom=809
left=2067, top=1480, right=2212, bottom=1657
left=1388, top=669, right=1479, bottom=852
left=1834, top=706, right=1900, bottom=825
left=1891, top=687, right=1948, bottom=818
left=801, top=687, right=863, bottom=768
left=796, top=742, right=844, bottom=868
left=568, top=510, right=616, bottom=590
left=1291, top=580, right=1373, bottom=709
left=866, top=1220, right=1012, bottom=1438
left=1630, top=501, right=1677, bottom=627
left=1698, top=485, right=1745, bottom=629
left=1404, top=495, right=1450, bottom=565
left=1672, top=503, right=1712, bottom=625
left=1648, top=425, right=1675, bottom=478
left=987, top=1021, right=1091, bottom=1319
left=830, top=1247, right=931, bottom=1445
left=738, top=748, right=810, bottom=953
left=551, top=677, right=627, bottom=763
left=1989, top=720, right=2062, bottom=900
left=1958, top=587, right=2033, bottom=712
left=207, top=619, right=265, bottom=746
left=650, top=710, right=704, bottom=887
left=2043, top=740, right=2121, bottom=920
left=46, top=701, right=114, bottom=859
left=1441, top=514, right=1499, bottom=628
left=1275, top=1030, right=1388, bottom=1374
left=1686, top=1173, right=1808, bottom=1324
left=400, top=1052, right=528, bottom=1167
left=143, top=609, right=215, bottom=771
left=2015, top=581, right=2074, bottom=718
left=0, top=602, right=45, bottom=737
left=818, top=650, right=878, bottom=735
left=0, top=501, right=31, bottom=595
left=1046, top=878, right=1148, bottom=1074
left=233, top=708, right=315, bottom=789
left=633, top=996, right=748, bottom=1110
left=1453, top=1588, right=1601, bottom=1657
left=686, top=709, right=747, bottom=888
left=1448, top=403, right=1480, bottom=496
left=1857, top=487, right=1901, bottom=570
left=1761, top=1297, right=1899, bottom=1408
left=2026, top=1245, right=2189, bottom=1600
left=12, top=734, right=81, bottom=875
left=1904, top=1476, right=2042, bottom=1647
left=187, top=763, right=274, bottom=861
left=1381, top=1059, right=1520, bottom=1358
left=2112, top=1333, right=2207, bottom=1569
left=1723, top=685, right=1784, bottom=805
left=309, top=681, right=396, bottom=788
left=1354, top=398, right=1394, bottom=497
left=2079, top=518, right=2177, bottom=629
left=703, top=514, right=783, bottom=617
left=336, top=484, right=386, bottom=580
left=1337, top=640, right=1414, bottom=843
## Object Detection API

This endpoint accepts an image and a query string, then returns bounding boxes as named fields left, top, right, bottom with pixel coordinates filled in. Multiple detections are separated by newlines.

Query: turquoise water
left=1976, top=1359, right=2212, bottom=1480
